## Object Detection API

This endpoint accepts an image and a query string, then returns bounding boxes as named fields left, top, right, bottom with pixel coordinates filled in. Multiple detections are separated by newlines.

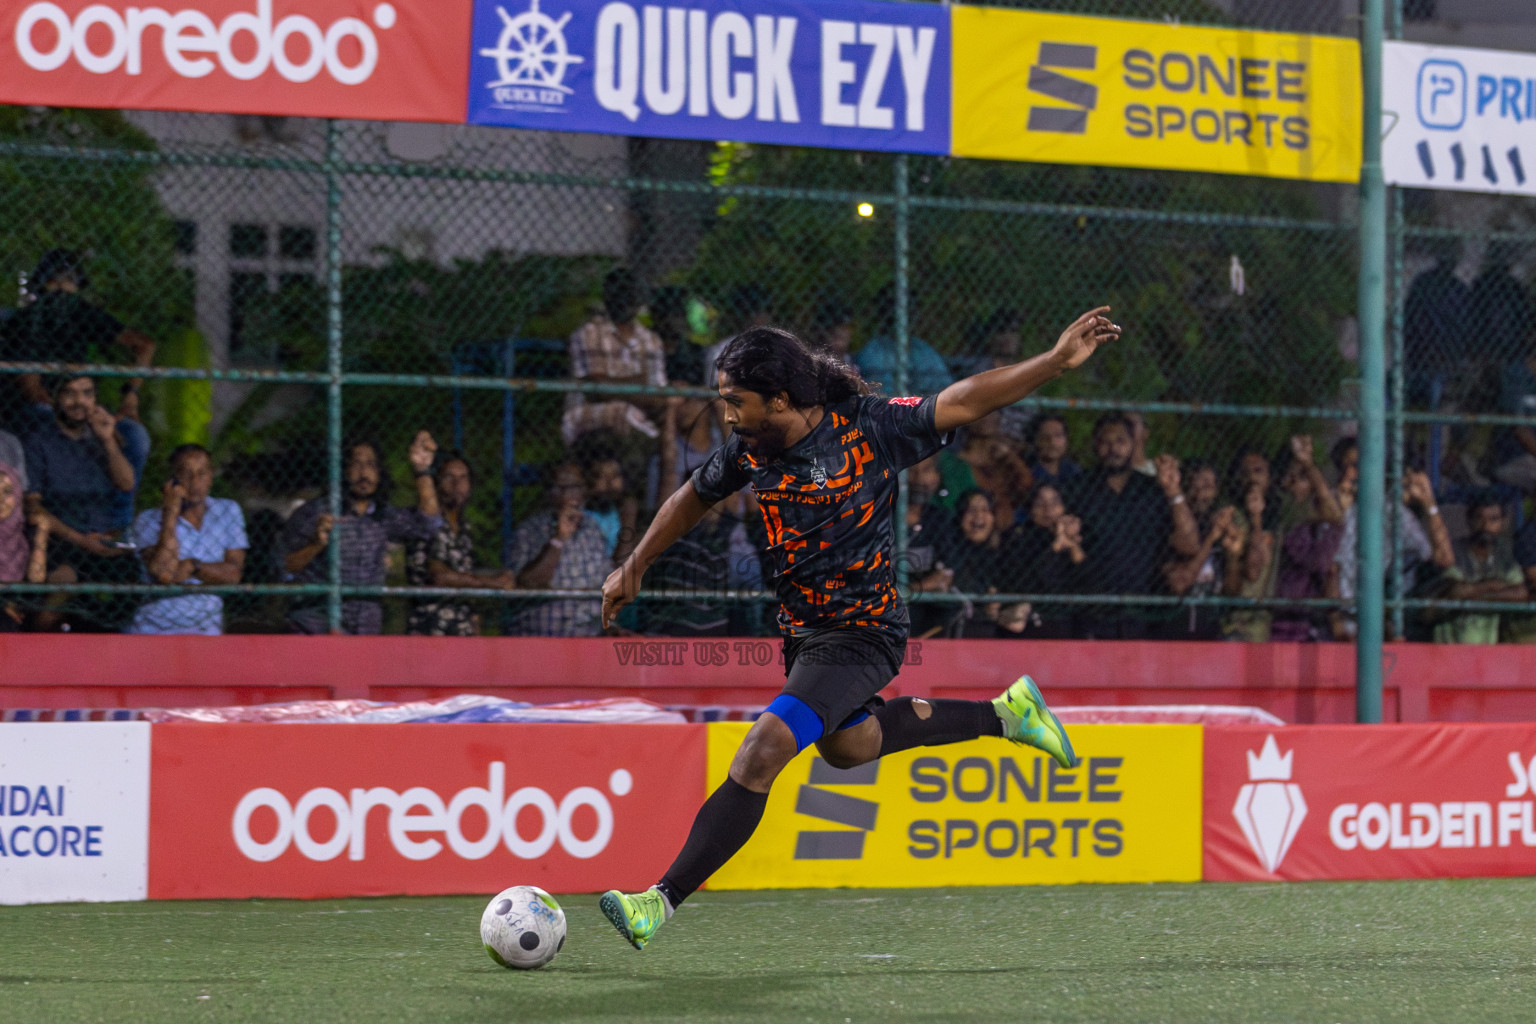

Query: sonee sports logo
left=1027, top=41, right=1098, bottom=135
left=794, top=758, right=878, bottom=860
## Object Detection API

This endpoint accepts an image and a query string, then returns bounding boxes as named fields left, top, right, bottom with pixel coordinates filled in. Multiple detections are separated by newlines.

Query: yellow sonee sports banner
left=704, top=723, right=1202, bottom=889
left=951, top=8, right=1361, bottom=182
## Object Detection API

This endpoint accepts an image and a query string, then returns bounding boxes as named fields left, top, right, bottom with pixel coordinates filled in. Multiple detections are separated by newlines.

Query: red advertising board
left=1205, top=724, right=1536, bottom=882
left=0, top=1, right=469, bottom=122
left=148, top=723, right=704, bottom=899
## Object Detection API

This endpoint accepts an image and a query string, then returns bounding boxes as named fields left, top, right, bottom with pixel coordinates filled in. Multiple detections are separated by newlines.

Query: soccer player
left=597, top=308, right=1121, bottom=949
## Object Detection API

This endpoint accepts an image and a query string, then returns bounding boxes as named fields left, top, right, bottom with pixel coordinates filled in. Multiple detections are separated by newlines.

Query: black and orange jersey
left=690, top=394, right=951, bottom=642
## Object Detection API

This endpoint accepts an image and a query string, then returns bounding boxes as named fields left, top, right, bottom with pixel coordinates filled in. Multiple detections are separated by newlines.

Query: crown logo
left=1246, top=735, right=1293, bottom=781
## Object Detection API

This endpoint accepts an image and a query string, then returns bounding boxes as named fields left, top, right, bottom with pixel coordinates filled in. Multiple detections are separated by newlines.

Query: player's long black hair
left=715, top=326, right=869, bottom=409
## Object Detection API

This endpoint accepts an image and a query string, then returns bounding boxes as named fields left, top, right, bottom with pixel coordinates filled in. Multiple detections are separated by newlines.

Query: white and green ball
left=480, top=885, right=567, bottom=970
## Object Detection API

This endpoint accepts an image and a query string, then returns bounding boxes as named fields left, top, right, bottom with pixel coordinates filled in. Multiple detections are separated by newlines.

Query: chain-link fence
left=0, top=0, right=1524, bottom=644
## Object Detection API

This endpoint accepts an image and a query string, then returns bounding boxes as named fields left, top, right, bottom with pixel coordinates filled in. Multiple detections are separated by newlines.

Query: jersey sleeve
left=689, top=436, right=751, bottom=505
left=858, top=395, right=951, bottom=472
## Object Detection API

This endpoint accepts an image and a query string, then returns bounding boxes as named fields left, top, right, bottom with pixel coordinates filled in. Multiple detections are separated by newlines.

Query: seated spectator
left=277, top=431, right=440, bottom=635
left=575, top=430, right=639, bottom=562
left=1510, top=515, right=1536, bottom=643
left=1329, top=438, right=1453, bottom=639
left=1434, top=496, right=1526, bottom=644
left=1161, top=459, right=1239, bottom=640
left=852, top=283, right=954, bottom=397
left=0, top=462, right=48, bottom=630
left=996, top=482, right=1086, bottom=638
left=0, top=428, right=27, bottom=493
left=1269, top=436, right=1346, bottom=642
left=126, top=444, right=247, bottom=636
left=651, top=388, right=724, bottom=510
left=932, top=489, right=1006, bottom=638
left=938, top=412, right=1032, bottom=523
left=1, top=250, right=155, bottom=434
left=564, top=266, right=667, bottom=446
left=904, top=456, right=960, bottom=637
left=22, top=375, right=149, bottom=629
left=506, top=461, right=612, bottom=636
left=405, top=452, right=515, bottom=637
left=1026, top=413, right=1082, bottom=488
left=1067, top=414, right=1200, bottom=638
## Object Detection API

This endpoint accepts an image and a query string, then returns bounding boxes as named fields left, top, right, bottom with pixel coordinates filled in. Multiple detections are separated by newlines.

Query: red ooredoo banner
left=148, top=723, right=704, bottom=899
left=1205, top=724, right=1536, bottom=882
left=0, top=0, right=469, bottom=122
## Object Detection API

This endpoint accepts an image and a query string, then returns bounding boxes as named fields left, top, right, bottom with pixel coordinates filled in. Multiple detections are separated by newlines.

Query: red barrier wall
left=3, top=635, right=1536, bottom=723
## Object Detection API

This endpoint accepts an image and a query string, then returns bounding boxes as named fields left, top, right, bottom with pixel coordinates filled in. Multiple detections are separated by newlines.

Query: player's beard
left=735, top=423, right=790, bottom=460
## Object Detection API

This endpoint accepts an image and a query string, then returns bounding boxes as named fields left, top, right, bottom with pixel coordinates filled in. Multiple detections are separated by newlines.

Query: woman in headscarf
left=0, top=462, right=48, bottom=629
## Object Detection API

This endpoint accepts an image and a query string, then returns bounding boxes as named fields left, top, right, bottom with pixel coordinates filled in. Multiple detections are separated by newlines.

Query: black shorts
left=781, top=627, right=905, bottom=737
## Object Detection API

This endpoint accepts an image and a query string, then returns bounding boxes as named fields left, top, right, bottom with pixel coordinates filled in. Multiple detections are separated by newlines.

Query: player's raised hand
left=1050, top=307, right=1121, bottom=372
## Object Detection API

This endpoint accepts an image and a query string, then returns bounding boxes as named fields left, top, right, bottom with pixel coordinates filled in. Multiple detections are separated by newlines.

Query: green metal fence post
left=325, top=120, right=344, bottom=633
left=1356, top=0, right=1387, bottom=723
left=893, top=154, right=911, bottom=588
left=1387, top=0, right=1406, bottom=642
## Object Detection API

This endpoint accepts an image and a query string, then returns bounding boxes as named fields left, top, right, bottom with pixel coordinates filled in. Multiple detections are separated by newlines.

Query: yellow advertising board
left=704, top=724, right=1202, bottom=889
left=951, top=7, right=1361, bottom=182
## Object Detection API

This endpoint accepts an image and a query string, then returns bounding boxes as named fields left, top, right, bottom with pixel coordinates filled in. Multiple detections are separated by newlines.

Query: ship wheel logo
left=480, top=0, right=584, bottom=93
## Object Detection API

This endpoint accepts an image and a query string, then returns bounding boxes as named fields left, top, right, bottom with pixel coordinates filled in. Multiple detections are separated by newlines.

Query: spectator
left=1469, top=242, right=1532, bottom=377
left=574, top=431, right=640, bottom=563
left=651, top=285, right=705, bottom=385
left=933, top=489, right=1006, bottom=638
left=651, top=388, right=724, bottom=510
left=1067, top=413, right=1200, bottom=638
left=1489, top=333, right=1536, bottom=494
left=2, top=250, right=155, bottom=434
left=1124, top=410, right=1156, bottom=477
left=1435, top=496, right=1526, bottom=644
left=1026, top=413, right=1082, bottom=488
left=0, top=462, right=48, bottom=630
left=564, top=266, right=667, bottom=447
left=1329, top=438, right=1452, bottom=639
left=1268, top=436, right=1346, bottom=642
left=0, top=428, right=27, bottom=493
left=506, top=461, right=613, bottom=636
left=996, top=482, right=1086, bottom=638
left=938, top=412, right=1032, bottom=524
left=278, top=431, right=441, bottom=635
left=1162, top=459, right=1239, bottom=640
left=904, top=456, right=960, bottom=637
left=1510, top=516, right=1536, bottom=643
left=1222, top=445, right=1281, bottom=641
left=1403, top=237, right=1470, bottom=410
left=852, top=283, right=954, bottom=397
left=405, top=452, right=515, bottom=637
left=22, top=375, right=149, bottom=628
left=125, top=444, right=247, bottom=636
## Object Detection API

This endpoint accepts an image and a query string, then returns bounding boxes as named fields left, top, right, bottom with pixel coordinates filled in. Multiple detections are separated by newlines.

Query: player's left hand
left=1050, top=307, right=1121, bottom=372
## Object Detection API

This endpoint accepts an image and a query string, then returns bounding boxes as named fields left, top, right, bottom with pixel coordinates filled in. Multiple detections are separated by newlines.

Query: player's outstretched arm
left=933, top=307, right=1120, bottom=434
left=601, top=479, right=712, bottom=628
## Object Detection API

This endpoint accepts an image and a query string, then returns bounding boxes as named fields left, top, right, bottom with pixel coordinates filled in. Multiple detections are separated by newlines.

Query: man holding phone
left=126, top=444, right=248, bottom=635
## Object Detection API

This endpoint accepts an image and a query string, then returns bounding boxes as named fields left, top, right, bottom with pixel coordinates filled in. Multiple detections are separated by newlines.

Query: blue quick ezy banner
left=467, top=0, right=950, bottom=153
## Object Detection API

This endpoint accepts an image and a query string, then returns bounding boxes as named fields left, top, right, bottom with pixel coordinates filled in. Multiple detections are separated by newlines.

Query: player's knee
left=731, top=719, right=799, bottom=789
left=816, top=746, right=867, bottom=771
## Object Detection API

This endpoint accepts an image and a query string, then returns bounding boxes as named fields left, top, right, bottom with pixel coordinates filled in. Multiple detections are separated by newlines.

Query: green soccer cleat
left=993, top=675, right=1079, bottom=769
left=599, top=887, right=668, bottom=950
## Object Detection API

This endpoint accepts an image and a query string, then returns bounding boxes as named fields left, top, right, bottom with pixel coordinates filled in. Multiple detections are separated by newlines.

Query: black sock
left=656, top=777, right=768, bottom=909
left=875, top=697, right=1002, bottom=758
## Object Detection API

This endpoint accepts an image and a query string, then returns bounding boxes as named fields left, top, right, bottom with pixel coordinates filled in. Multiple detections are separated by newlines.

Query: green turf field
left=2, top=879, right=1532, bottom=1023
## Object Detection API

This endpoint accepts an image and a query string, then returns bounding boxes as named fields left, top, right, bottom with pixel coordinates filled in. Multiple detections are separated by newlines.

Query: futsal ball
left=480, top=885, right=567, bottom=970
